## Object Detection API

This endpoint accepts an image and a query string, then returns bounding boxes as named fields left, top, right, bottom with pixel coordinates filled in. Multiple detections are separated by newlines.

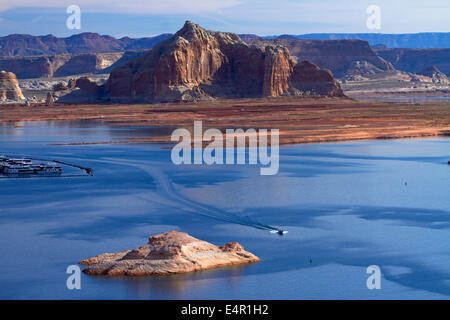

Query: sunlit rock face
left=106, top=21, right=344, bottom=102
left=420, top=66, right=449, bottom=85
left=0, top=71, right=25, bottom=101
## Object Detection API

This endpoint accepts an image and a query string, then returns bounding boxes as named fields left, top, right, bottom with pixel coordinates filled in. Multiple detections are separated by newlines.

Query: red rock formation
left=75, top=77, right=100, bottom=95
left=80, top=231, right=260, bottom=276
left=289, top=61, right=344, bottom=96
left=106, top=21, right=343, bottom=102
left=0, top=71, right=25, bottom=101
left=263, top=46, right=293, bottom=96
left=45, top=92, right=54, bottom=106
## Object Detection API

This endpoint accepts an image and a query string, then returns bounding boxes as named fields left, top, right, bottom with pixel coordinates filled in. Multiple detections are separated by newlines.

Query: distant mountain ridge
left=1, top=30, right=449, bottom=81
left=0, top=33, right=172, bottom=56
left=263, top=33, right=450, bottom=49
left=1, top=32, right=449, bottom=57
left=376, top=48, right=450, bottom=76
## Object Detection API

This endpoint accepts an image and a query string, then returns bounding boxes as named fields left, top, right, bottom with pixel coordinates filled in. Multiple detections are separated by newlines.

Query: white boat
left=270, top=229, right=288, bottom=235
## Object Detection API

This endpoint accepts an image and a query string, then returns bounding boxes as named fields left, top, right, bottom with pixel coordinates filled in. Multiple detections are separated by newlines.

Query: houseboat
left=0, top=156, right=62, bottom=176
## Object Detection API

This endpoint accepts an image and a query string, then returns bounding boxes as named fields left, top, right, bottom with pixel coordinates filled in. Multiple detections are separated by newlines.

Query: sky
left=0, top=0, right=449, bottom=37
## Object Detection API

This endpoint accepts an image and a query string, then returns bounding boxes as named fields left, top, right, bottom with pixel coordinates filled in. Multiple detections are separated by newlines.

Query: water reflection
left=354, top=96, right=450, bottom=103
left=100, top=264, right=249, bottom=299
left=0, top=120, right=177, bottom=143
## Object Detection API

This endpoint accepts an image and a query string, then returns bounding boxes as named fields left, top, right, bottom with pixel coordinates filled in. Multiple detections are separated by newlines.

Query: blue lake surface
left=355, top=96, right=450, bottom=103
left=0, top=121, right=449, bottom=299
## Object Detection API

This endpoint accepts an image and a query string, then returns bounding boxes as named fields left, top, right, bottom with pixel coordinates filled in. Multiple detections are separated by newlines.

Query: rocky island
left=80, top=231, right=260, bottom=276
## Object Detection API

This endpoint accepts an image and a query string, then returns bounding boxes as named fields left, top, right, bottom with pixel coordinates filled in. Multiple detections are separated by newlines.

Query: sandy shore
left=1, top=97, right=449, bottom=145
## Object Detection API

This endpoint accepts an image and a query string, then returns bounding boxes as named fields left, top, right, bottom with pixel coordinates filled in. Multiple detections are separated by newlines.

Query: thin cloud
left=31, top=15, right=44, bottom=23
left=0, top=0, right=448, bottom=34
left=0, top=0, right=240, bottom=14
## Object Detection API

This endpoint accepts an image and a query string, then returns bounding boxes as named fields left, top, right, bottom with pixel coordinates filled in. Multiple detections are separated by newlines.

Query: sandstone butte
left=105, top=21, right=344, bottom=102
left=0, top=70, right=25, bottom=101
left=80, top=231, right=260, bottom=276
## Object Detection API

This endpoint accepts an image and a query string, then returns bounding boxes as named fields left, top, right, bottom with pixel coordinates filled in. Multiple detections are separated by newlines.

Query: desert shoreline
left=1, top=97, right=449, bottom=146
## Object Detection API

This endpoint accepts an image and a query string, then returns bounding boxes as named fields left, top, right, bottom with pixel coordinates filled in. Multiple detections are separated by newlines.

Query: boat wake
left=105, top=158, right=280, bottom=232
left=17, top=154, right=282, bottom=233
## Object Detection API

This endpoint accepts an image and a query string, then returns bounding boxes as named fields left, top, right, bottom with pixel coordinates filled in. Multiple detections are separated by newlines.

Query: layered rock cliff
left=0, top=71, right=25, bottom=101
left=105, top=21, right=343, bottom=102
left=80, top=231, right=260, bottom=276
left=289, top=61, right=344, bottom=96
left=247, top=38, right=394, bottom=79
left=267, top=32, right=450, bottom=49
left=0, top=53, right=124, bottom=79
left=376, top=48, right=450, bottom=76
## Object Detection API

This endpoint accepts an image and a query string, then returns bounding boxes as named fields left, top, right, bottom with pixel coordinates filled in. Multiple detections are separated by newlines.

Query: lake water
left=354, top=96, right=450, bottom=103
left=0, top=121, right=449, bottom=299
